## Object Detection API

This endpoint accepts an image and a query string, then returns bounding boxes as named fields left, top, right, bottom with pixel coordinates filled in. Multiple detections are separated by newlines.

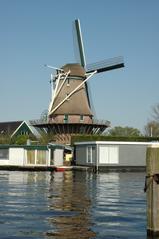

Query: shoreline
left=0, top=165, right=146, bottom=172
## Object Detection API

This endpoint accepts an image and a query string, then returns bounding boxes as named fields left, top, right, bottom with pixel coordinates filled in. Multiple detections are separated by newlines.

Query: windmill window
left=80, top=115, right=84, bottom=121
left=64, top=114, right=68, bottom=123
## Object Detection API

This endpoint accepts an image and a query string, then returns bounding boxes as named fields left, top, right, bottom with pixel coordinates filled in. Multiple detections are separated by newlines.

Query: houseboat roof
left=74, top=141, right=159, bottom=146
left=0, top=144, right=66, bottom=150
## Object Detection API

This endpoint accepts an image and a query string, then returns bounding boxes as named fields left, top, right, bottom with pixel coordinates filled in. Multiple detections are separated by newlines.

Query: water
left=0, top=170, right=154, bottom=239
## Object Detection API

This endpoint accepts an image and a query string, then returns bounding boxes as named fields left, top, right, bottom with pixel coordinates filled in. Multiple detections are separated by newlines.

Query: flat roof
left=74, top=141, right=159, bottom=146
left=0, top=144, right=65, bottom=150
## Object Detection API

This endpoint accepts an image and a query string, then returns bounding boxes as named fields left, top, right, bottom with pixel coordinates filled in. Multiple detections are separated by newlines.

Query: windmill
left=33, top=19, right=124, bottom=144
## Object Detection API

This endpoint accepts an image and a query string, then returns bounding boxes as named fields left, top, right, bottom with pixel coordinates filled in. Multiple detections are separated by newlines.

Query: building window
left=87, top=146, right=95, bottom=164
left=99, top=146, right=119, bottom=164
left=20, top=131, right=29, bottom=135
left=36, top=150, right=46, bottom=165
left=64, top=114, right=68, bottom=123
left=27, top=150, right=35, bottom=164
left=0, top=149, right=9, bottom=160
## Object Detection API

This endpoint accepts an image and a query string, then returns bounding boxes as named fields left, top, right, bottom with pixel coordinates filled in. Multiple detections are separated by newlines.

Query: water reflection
left=0, top=170, right=155, bottom=239
left=0, top=171, right=51, bottom=238
left=91, top=172, right=147, bottom=238
left=46, top=171, right=96, bottom=239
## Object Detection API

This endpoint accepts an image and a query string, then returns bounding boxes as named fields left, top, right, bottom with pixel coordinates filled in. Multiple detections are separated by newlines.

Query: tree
left=38, top=132, right=55, bottom=145
left=40, top=109, right=48, bottom=122
left=107, top=126, right=142, bottom=137
left=144, top=121, right=159, bottom=137
left=0, top=134, right=11, bottom=144
left=144, top=103, right=159, bottom=137
left=152, top=103, right=159, bottom=122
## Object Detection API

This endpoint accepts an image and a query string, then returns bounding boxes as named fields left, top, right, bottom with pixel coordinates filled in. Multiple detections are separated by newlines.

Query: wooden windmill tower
left=33, top=19, right=124, bottom=144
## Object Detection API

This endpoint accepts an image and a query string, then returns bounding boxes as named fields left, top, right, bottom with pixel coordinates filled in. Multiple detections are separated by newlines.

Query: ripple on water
left=0, top=171, right=147, bottom=239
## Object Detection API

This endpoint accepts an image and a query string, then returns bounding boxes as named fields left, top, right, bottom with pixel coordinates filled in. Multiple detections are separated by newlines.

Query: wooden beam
left=146, top=144, right=159, bottom=236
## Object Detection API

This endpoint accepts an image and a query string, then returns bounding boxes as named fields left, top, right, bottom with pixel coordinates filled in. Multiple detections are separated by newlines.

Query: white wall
left=0, top=159, right=9, bottom=165
left=54, top=149, right=64, bottom=166
left=9, top=148, right=25, bottom=166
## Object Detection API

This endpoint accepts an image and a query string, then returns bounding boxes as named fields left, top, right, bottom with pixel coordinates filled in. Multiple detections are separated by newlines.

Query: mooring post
left=145, top=143, right=159, bottom=236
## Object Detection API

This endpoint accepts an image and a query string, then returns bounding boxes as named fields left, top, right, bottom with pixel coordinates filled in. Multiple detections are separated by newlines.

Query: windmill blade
left=85, top=81, right=97, bottom=117
left=86, top=56, right=124, bottom=74
left=73, top=19, right=86, bottom=68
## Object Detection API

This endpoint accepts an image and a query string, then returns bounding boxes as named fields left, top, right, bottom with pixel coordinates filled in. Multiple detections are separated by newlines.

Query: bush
left=10, top=135, right=30, bottom=145
left=0, top=134, right=11, bottom=144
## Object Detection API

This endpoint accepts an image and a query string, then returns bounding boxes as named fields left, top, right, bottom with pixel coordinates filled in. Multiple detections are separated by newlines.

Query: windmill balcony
left=30, top=117, right=111, bottom=144
left=30, top=117, right=110, bottom=127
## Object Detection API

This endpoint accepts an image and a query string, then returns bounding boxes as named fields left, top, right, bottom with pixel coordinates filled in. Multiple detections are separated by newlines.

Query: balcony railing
left=30, top=118, right=110, bottom=126
left=92, top=118, right=111, bottom=126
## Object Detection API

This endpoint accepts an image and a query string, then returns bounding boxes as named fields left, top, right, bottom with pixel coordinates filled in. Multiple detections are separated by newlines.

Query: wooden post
left=146, top=143, right=159, bottom=236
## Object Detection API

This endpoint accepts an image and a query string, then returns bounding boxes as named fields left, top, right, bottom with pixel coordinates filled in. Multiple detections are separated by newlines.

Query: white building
left=0, top=144, right=65, bottom=167
left=74, top=141, right=158, bottom=171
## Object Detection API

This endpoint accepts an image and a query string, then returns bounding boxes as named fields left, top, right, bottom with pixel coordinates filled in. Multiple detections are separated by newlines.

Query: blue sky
left=0, top=0, right=159, bottom=132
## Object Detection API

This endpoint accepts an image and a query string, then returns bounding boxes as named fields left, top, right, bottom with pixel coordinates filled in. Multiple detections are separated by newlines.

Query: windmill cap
left=62, top=63, right=86, bottom=77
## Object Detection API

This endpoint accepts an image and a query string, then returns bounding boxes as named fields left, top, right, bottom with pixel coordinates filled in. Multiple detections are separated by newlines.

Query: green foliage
left=107, top=126, right=142, bottom=137
left=144, top=121, right=159, bottom=137
left=144, top=103, right=159, bottom=137
left=38, top=132, right=55, bottom=145
left=0, top=134, right=11, bottom=144
left=0, top=131, right=55, bottom=146
left=10, top=135, right=30, bottom=145
left=0, top=133, right=27, bottom=145
left=71, top=134, right=159, bottom=145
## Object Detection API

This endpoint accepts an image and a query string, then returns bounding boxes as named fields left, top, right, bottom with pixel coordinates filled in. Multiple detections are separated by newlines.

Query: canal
left=0, top=170, right=154, bottom=238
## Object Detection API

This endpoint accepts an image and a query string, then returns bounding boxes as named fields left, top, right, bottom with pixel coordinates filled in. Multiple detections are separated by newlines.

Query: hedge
left=71, top=135, right=159, bottom=145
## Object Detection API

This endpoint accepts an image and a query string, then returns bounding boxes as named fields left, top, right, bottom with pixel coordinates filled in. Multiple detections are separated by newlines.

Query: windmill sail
left=74, top=19, right=86, bottom=68
left=73, top=19, right=124, bottom=111
left=86, top=56, right=124, bottom=73
left=74, top=19, right=124, bottom=74
left=74, top=19, right=93, bottom=109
